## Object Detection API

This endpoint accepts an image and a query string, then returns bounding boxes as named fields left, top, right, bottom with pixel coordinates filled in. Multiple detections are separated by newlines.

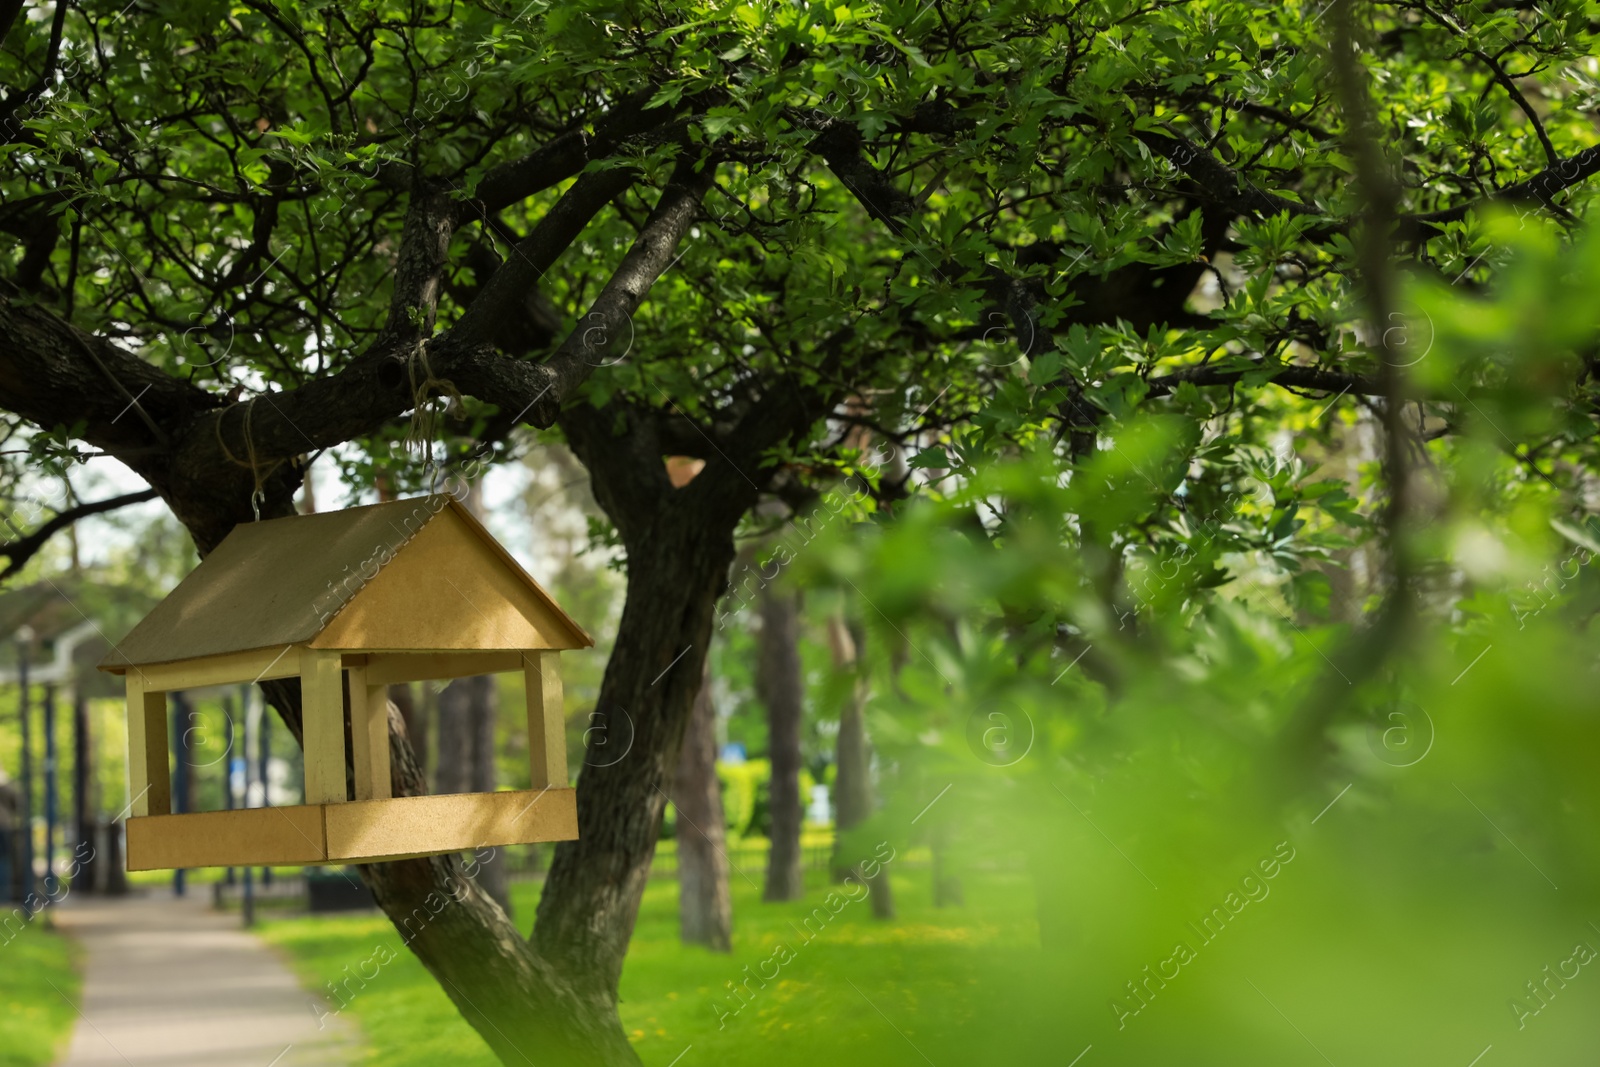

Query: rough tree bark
left=827, top=613, right=869, bottom=882
left=435, top=675, right=510, bottom=911
left=388, top=682, right=423, bottom=771
left=757, top=583, right=805, bottom=902
left=671, top=657, right=732, bottom=951
left=468, top=674, right=512, bottom=914
left=532, top=398, right=758, bottom=999
left=826, top=614, right=895, bottom=918
left=0, top=143, right=842, bottom=1066
left=435, top=679, right=471, bottom=796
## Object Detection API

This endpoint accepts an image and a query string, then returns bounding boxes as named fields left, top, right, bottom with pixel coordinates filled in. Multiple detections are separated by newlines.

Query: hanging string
left=404, top=339, right=464, bottom=494
left=214, top=398, right=282, bottom=521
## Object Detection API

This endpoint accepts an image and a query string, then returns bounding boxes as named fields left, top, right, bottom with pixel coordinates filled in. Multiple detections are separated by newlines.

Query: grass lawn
left=260, top=856, right=1039, bottom=1066
left=0, top=913, right=82, bottom=1067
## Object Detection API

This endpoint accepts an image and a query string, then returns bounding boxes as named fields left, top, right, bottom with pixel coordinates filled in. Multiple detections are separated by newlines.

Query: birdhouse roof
left=98, top=497, right=592, bottom=672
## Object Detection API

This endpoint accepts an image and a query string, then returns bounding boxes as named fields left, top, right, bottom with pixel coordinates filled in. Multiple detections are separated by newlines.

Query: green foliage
left=714, top=760, right=761, bottom=839
left=6, top=0, right=1594, bottom=500
left=5, top=0, right=1600, bottom=1059
left=773, top=217, right=1600, bottom=1062
left=709, top=759, right=816, bottom=838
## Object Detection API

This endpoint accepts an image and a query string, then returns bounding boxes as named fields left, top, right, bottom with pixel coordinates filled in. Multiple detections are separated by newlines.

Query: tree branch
left=1136, top=129, right=1320, bottom=218
left=187, top=158, right=708, bottom=486
left=453, top=154, right=717, bottom=429
left=0, top=487, right=157, bottom=579
left=0, top=286, right=209, bottom=462
left=1145, top=359, right=1382, bottom=398
left=1412, top=142, right=1600, bottom=226
left=448, top=166, right=639, bottom=353
left=463, top=89, right=671, bottom=222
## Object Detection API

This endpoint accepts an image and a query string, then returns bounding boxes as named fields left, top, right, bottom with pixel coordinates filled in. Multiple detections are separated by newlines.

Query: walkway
left=52, top=888, right=361, bottom=1066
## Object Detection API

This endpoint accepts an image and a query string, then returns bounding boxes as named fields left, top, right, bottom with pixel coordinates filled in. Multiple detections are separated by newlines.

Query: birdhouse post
left=99, top=497, right=593, bottom=871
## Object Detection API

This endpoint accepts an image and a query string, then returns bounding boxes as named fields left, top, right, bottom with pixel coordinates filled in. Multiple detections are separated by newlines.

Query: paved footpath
left=53, top=888, right=361, bottom=1067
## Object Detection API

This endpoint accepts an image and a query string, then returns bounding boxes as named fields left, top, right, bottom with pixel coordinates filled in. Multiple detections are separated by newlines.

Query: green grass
left=259, top=860, right=1038, bottom=1066
left=227, top=841, right=1600, bottom=1066
left=0, top=912, right=83, bottom=1067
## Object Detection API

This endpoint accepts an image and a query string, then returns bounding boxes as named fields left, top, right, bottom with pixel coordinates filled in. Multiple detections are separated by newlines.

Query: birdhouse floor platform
left=124, top=787, right=578, bottom=871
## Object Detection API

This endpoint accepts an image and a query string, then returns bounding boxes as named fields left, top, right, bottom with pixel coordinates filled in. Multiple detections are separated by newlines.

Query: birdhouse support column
left=124, top=672, right=171, bottom=817
left=345, top=663, right=392, bottom=801
left=301, top=648, right=348, bottom=804
left=525, top=651, right=567, bottom=789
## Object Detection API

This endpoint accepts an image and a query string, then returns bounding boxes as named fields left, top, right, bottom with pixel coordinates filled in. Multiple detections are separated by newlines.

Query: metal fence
left=645, top=840, right=836, bottom=881
left=208, top=838, right=843, bottom=911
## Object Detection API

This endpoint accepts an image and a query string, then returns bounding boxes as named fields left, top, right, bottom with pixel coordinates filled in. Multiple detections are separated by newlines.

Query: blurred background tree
left=1, top=0, right=1599, bottom=1063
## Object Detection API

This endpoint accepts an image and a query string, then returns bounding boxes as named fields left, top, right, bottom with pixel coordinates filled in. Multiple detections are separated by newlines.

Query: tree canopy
left=3, top=0, right=1600, bottom=1062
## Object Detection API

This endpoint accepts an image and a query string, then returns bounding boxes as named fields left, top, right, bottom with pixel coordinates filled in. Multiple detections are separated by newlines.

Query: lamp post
left=259, top=702, right=271, bottom=887
left=16, top=625, right=35, bottom=905
left=171, top=692, right=187, bottom=897
left=72, top=684, right=92, bottom=895
left=241, top=685, right=254, bottom=928
left=42, top=682, right=57, bottom=900
left=223, top=692, right=236, bottom=888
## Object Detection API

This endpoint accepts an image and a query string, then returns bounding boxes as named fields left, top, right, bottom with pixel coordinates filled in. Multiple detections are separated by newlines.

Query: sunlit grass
left=0, top=915, right=82, bottom=1067
left=260, top=860, right=1038, bottom=1066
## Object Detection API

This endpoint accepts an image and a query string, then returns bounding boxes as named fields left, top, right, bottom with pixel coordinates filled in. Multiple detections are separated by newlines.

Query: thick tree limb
left=1145, top=359, right=1382, bottom=398
left=0, top=288, right=210, bottom=461
left=1137, top=129, right=1322, bottom=218
left=463, top=89, right=668, bottom=222
left=448, top=167, right=640, bottom=352
left=1144, top=127, right=1600, bottom=233
left=449, top=156, right=717, bottom=430
left=380, top=187, right=457, bottom=348
left=1412, top=142, right=1600, bottom=225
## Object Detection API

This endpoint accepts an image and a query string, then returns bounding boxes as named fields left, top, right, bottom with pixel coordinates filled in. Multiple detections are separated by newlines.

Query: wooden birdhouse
left=97, top=497, right=592, bottom=872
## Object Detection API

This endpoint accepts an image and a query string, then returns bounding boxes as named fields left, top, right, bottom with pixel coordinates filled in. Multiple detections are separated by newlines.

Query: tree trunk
left=757, top=583, right=805, bottom=902
left=671, top=659, right=731, bottom=951
left=71, top=686, right=94, bottom=892
left=432, top=676, right=511, bottom=911
left=532, top=474, right=743, bottom=999
left=828, top=614, right=870, bottom=882
left=388, top=682, right=422, bottom=766
left=827, top=615, right=895, bottom=917
left=435, top=679, right=471, bottom=795
left=469, top=674, right=512, bottom=915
